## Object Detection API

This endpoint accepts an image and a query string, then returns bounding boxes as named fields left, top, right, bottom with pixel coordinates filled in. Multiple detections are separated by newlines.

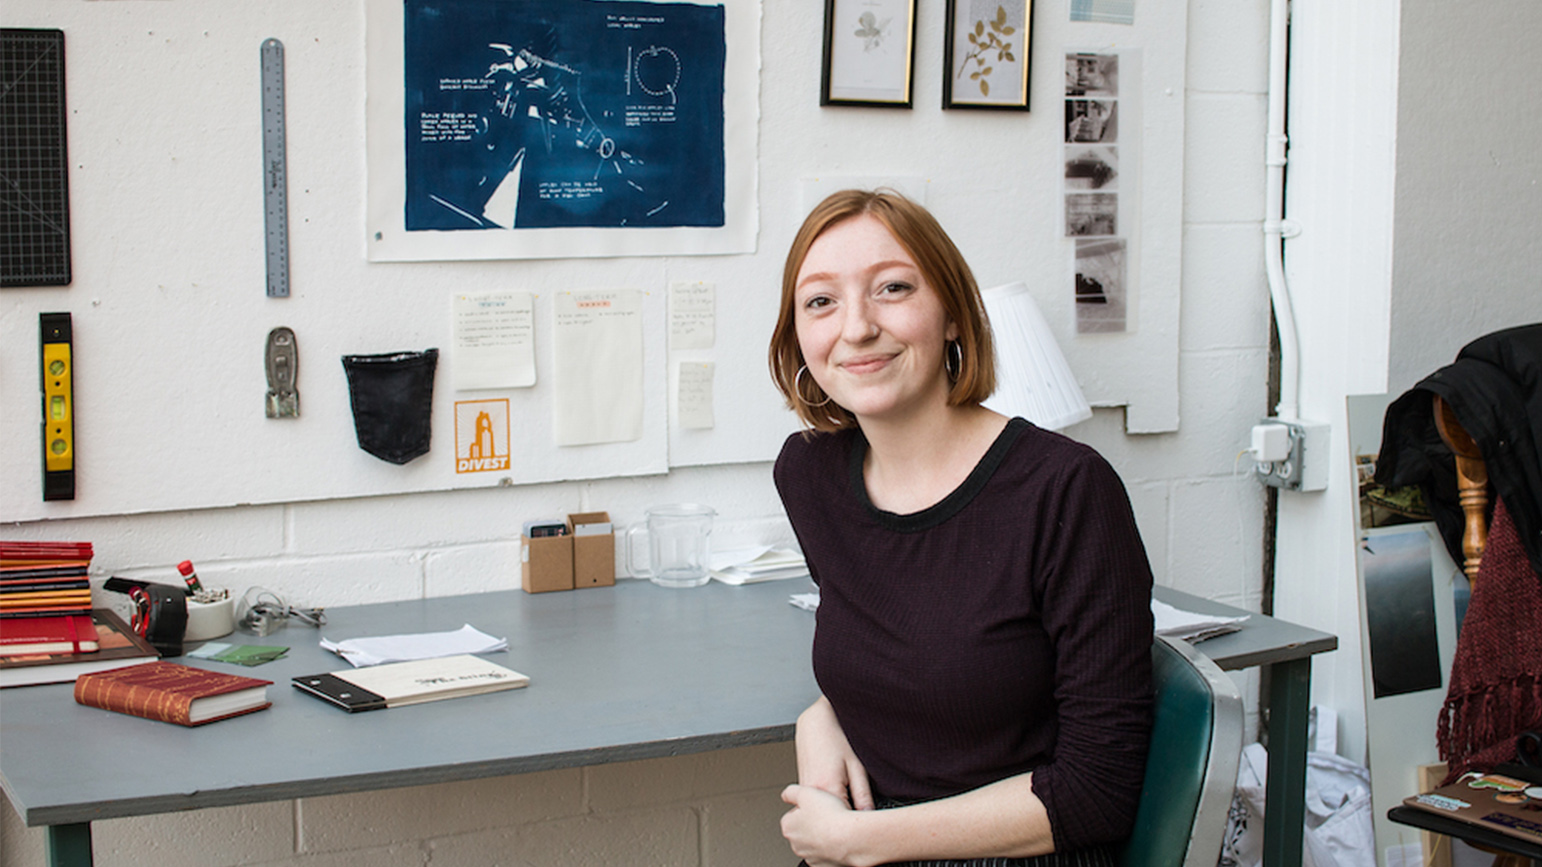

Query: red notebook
left=0, top=542, right=93, bottom=564
left=1, top=609, right=158, bottom=689
left=74, top=661, right=272, bottom=726
left=0, top=614, right=99, bottom=655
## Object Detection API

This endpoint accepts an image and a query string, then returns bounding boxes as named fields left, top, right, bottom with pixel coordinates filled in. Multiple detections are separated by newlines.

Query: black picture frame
left=943, top=0, right=1033, bottom=111
left=821, top=0, right=917, bottom=108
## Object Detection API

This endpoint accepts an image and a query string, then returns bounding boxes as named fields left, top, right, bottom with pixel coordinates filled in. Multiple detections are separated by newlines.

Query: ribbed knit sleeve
left=1023, top=451, right=1154, bottom=850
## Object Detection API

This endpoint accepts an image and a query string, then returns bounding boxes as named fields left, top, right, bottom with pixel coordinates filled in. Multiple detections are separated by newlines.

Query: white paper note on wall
left=452, top=292, right=536, bottom=389
left=552, top=289, right=645, bottom=446
left=669, top=281, right=715, bottom=351
left=677, top=362, right=715, bottom=429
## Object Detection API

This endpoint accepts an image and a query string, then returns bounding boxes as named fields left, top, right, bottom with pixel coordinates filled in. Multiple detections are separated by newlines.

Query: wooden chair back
left=1433, top=394, right=1489, bottom=583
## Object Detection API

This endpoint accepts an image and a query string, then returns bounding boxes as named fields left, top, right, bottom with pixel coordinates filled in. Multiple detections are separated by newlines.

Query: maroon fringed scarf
left=1437, top=496, right=1542, bottom=783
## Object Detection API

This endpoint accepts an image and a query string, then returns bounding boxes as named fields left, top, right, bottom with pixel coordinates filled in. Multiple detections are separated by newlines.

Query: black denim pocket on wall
left=341, top=349, right=438, bottom=464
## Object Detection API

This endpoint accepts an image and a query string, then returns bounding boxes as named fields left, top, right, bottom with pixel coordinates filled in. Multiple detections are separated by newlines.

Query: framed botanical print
left=943, top=0, right=1033, bottom=110
left=821, top=0, right=917, bottom=107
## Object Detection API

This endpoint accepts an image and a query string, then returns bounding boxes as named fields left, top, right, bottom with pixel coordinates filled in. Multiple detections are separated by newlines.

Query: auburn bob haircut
left=768, top=189, right=996, bottom=431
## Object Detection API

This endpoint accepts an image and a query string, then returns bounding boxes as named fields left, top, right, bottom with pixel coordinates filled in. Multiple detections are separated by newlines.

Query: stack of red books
left=0, top=542, right=159, bottom=688
left=1, top=540, right=94, bottom=621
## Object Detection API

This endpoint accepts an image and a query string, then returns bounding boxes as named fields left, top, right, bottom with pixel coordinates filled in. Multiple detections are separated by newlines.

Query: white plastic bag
left=1219, top=743, right=1375, bottom=867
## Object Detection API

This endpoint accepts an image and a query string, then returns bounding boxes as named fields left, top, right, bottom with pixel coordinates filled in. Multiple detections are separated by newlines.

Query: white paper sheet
left=452, top=292, right=536, bottom=389
left=676, top=361, right=715, bottom=429
left=552, top=289, right=645, bottom=446
left=669, top=281, right=715, bottom=350
left=320, top=624, right=509, bottom=668
left=709, top=545, right=809, bottom=584
left=1151, top=598, right=1249, bottom=642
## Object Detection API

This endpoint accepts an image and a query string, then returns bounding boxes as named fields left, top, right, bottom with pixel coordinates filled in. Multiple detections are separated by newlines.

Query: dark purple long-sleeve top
left=774, top=418, right=1154, bottom=852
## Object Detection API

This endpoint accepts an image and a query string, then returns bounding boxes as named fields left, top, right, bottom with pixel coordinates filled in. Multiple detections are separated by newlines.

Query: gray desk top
left=1, top=580, right=819, bottom=827
left=1153, top=586, right=1338, bottom=670
left=0, top=580, right=1335, bottom=828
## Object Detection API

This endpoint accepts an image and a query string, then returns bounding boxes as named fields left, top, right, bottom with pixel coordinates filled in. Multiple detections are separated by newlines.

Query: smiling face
left=793, top=214, right=958, bottom=427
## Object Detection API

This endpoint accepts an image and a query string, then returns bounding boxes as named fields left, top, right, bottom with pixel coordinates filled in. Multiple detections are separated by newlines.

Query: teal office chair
left=1118, top=634, right=1245, bottom=867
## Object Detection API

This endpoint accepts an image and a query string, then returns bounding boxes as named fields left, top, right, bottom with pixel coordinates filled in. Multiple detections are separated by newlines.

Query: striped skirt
left=800, top=850, right=1114, bottom=867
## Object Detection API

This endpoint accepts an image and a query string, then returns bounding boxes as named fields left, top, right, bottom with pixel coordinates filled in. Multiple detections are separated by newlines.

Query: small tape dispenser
left=103, top=577, right=187, bottom=657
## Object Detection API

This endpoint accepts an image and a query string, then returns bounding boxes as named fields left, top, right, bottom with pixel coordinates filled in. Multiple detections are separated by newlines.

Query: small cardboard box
left=568, top=511, right=615, bottom=589
left=521, top=533, right=573, bottom=593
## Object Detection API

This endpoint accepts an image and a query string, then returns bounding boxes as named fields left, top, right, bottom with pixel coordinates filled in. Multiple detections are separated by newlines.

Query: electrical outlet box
left=1252, top=418, right=1330, bottom=492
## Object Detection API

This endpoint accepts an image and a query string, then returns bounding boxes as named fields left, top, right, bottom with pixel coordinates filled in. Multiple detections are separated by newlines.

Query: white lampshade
left=980, top=282, right=1093, bottom=431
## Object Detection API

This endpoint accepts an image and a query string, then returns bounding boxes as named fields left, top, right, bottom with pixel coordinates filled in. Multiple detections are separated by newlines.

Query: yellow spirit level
left=40, top=312, right=74, bottom=500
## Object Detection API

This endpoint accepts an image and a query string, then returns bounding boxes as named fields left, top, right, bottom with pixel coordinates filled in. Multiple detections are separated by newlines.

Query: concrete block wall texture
left=0, top=0, right=1279, bottom=862
left=0, top=743, right=796, bottom=867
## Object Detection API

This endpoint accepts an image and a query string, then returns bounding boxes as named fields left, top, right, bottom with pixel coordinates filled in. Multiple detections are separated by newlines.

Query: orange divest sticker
left=454, top=399, right=510, bottom=474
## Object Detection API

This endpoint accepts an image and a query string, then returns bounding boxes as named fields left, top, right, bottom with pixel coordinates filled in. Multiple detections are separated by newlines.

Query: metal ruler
left=261, top=38, right=289, bottom=298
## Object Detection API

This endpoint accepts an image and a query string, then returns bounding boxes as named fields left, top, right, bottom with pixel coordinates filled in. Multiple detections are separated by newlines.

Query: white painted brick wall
left=0, top=0, right=1282, bottom=862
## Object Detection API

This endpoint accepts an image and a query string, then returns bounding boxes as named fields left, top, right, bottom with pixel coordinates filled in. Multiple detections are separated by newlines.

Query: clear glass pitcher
left=625, top=504, right=716, bottom=588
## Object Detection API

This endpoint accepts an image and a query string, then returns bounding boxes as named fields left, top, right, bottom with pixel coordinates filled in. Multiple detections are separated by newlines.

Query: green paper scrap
left=218, top=646, right=288, bottom=666
left=188, top=642, right=289, bottom=666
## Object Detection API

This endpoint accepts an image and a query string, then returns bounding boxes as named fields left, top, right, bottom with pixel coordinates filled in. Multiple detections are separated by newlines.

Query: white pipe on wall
left=1265, top=0, right=1300, bottom=422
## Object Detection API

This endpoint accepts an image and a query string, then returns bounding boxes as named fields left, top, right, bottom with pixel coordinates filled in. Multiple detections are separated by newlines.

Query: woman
left=769, top=190, right=1154, bottom=867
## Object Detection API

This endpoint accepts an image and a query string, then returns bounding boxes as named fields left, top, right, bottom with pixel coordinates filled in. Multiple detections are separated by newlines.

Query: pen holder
left=569, top=512, right=615, bottom=589
left=185, top=592, right=236, bottom=642
left=521, top=532, right=573, bottom=594
left=520, top=512, right=615, bottom=593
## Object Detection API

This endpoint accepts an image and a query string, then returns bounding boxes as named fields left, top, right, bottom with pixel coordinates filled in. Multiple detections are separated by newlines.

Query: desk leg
left=45, top=823, right=93, bottom=867
left=1262, top=657, right=1311, bottom=867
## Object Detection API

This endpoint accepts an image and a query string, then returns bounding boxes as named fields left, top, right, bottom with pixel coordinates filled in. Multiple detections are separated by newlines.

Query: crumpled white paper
left=1152, top=598, right=1249, bottom=642
left=320, top=624, right=508, bottom=668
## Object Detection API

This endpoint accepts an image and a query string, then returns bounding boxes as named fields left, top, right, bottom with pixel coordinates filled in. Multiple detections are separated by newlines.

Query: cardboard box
left=568, top=511, right=615, bottom=589
left=521, top=533, right=573, bottom=593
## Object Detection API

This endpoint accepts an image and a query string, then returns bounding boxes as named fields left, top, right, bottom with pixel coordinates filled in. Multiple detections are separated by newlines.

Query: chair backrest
left=1118, top=634, right=1245, bottom=867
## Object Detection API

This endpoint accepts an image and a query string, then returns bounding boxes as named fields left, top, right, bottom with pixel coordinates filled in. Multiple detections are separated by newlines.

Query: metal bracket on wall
left=265, top=327, right=299, bottom=418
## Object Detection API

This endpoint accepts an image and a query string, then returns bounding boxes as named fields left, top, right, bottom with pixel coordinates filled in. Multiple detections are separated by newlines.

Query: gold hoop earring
left=945, top=341, right=964, bottom=382
left=796, top=365, right=833, bottom=408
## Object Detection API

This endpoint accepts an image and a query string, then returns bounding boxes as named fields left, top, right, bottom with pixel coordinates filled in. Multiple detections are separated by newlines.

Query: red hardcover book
left=0, top=542, right=93, bottom=563
left=0, top=614, right=99, bottom=656
left=0, top=562, right=90, bottom=579
left=0, top=590, right=92, bottom=608
left=75, top=661, right=272, bottom=726
left=1, top=609, right=158, bottom=688
left=0, top=578, right=90, bottom=592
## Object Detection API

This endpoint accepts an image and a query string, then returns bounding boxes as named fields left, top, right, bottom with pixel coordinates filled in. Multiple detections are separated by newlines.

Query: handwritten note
left=669, top=281, right=715, bottom=351
left=552, top=289, right=644, bottom=446
left=677, top=362, right=715, bottom=429
left=452, top=292, right=535, bottom=390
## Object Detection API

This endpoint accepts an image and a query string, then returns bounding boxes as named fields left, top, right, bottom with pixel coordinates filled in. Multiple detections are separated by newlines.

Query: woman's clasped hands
left=781, top=695, right=875, bottom=867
